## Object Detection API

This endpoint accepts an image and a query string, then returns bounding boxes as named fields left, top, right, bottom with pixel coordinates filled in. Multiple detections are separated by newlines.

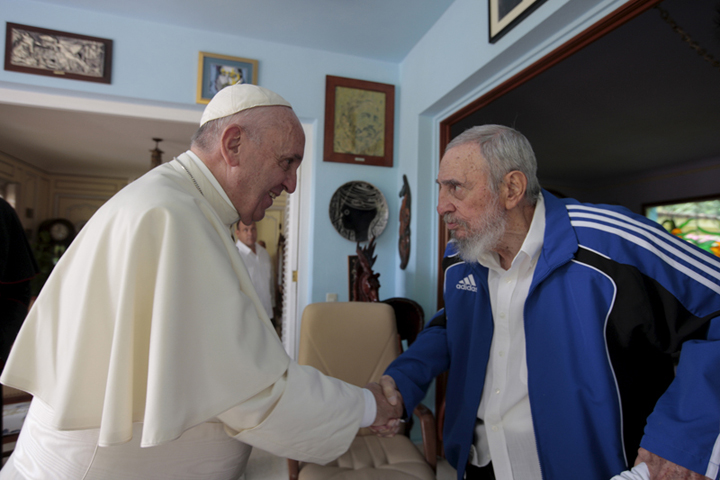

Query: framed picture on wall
left=196, top=52, right=258, bottom=104
left=323, top=75, right=395, bottom=167
left=489, top=0, right=547, bottom=43
left=4, top=23, right=113, bottom=83
left=644, top=195, right=720, bottom=257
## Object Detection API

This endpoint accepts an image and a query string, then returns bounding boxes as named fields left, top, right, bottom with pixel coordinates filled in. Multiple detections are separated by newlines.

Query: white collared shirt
left=235, top=240, right=275, bottom=319
left=471, top=193, right=546, bottom=480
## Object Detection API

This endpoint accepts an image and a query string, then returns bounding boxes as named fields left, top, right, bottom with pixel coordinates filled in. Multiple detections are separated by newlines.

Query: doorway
left=434, top=0, right=720, bottom=306
left=0, top=89, right=308, bottom=358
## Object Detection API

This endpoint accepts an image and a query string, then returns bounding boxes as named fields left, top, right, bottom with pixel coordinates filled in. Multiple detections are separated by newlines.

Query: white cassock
left=0, top=152, right=366, bottom=480
left=236, top=241, right=275, bottom=319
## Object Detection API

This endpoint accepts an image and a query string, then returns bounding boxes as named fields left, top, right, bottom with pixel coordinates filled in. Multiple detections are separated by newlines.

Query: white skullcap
left=200, top=84, right=292, bottom=126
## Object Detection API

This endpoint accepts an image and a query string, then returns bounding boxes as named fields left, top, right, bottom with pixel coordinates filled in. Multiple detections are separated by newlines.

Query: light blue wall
left=0, top=0, right=400, bottom=306
left=1, top=0, right=634, bottom=314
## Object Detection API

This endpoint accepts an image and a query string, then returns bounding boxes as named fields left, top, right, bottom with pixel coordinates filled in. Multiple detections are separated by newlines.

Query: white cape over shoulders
left=1, top=153, right=364, bottom=458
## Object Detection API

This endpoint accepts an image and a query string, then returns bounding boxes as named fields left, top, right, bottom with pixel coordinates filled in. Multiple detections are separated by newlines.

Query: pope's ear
left=220, top=124, right=244, bottom=166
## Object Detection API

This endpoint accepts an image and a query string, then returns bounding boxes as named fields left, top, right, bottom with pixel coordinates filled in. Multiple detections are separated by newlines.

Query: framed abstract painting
left=323, top=75, right=395, bottom=167
left=645, top=196, right=720, bottom=257
left=5, top=23, right=112, bottom=83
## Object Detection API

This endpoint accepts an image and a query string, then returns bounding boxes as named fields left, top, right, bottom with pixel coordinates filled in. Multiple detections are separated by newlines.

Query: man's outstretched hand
left=365, top=375, right=404, bottom=437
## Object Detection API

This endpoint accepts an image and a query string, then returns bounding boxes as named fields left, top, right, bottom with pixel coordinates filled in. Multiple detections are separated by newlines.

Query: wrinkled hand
left=365, top=381, right=403, bottom=429
left=634, top=448, right=711, bottom=480
left=366, top=375, right=404, bottom=437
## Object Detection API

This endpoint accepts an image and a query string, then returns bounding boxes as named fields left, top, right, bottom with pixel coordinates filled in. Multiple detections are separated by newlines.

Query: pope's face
left=230, top=109, right=305, bottom=224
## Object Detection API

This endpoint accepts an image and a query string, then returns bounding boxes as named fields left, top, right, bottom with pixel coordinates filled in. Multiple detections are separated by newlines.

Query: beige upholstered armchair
left=288, top=302, right=436, bottom=480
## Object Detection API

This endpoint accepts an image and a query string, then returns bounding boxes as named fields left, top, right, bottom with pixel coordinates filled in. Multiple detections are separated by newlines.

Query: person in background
left=0, top=197, right=38, bottom=364
left=0, top=197, right=39, bottom=437
left=0, top=84, right=401, bottom=480
left=374, top=125, right=719, bottom=480
left=235, top=221, right=275, bottom=323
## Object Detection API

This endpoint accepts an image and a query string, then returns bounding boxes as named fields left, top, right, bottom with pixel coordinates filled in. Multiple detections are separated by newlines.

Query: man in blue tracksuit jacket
left=378, top=125, right=720, bottom=480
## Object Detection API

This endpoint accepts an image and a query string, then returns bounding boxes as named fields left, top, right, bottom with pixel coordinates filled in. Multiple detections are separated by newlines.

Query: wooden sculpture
left=353, top=237, right=381, bottom=302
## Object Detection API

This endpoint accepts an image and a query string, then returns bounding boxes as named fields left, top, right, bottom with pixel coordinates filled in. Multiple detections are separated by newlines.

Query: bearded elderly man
left=0, top=84, right=401, bottom=480
left=375, top=125, right=720, bottom=480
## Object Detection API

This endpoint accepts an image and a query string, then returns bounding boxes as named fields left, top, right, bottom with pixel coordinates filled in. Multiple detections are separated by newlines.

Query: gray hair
left=445, top=124, right=541, bottom=204
left=191, top=105, right=294, bottom=152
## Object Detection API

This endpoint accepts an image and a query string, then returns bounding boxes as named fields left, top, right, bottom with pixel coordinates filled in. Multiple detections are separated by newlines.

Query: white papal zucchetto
left=200, top=84, right=292, bottom=127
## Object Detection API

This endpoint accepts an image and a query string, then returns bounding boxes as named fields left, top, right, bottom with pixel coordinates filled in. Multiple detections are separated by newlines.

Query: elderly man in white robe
left=0, top=84, right=401, bottom=479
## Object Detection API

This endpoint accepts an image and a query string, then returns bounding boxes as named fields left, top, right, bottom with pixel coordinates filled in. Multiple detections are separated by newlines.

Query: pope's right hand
left=367, top=375, right=404, bottom=437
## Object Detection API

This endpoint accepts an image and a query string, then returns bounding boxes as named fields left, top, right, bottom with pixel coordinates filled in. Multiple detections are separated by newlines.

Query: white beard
left=446, top=194, right=507, bottom=263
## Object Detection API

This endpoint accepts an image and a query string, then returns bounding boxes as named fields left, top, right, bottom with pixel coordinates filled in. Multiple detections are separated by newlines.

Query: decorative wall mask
left=329, top=181, right=388, bottom=242
left=398, top=174, right=411, bottom=270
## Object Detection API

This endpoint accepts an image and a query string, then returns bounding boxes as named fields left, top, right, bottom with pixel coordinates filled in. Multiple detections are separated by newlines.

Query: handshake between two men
left=366, top=375, right=404, bottom=437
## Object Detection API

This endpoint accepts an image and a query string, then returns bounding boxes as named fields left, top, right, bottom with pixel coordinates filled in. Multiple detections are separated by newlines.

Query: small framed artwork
left=196, top=52, right=258, bottom=104
left=324, top=75, right=395, bottom=168
left=4, top=23, right=113, bottom=83
left=644, top=196, right=720, bottom=258
left=489, top=0, right=547, bottom=43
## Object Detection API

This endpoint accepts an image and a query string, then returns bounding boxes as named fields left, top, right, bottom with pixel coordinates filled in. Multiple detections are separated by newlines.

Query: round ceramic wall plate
left=329, top=181, right=388, bottom=242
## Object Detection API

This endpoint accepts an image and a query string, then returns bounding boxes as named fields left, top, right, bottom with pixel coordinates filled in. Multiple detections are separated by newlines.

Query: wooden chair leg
left=288, top=458, right=299, bottom=480
left=414, top=404, right=437, bottom=472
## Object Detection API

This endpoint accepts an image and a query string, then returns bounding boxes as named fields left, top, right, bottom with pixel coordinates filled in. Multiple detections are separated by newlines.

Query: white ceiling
left=0, top=101, right=200, bottom=178
left=0, top=0, right=456, bottom=178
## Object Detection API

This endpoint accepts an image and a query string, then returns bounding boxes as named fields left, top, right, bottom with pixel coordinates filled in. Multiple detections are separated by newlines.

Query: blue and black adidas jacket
left=385, top=189, right=720, bottom=480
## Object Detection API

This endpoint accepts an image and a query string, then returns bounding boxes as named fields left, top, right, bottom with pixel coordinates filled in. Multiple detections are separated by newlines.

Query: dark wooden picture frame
left=323, top=75, right=395, bottom=168
left=4, top=23, right=113, bottom=84
left=489, top=0, right=547, bottom=43
left=196, top=51, right=259, bottom=104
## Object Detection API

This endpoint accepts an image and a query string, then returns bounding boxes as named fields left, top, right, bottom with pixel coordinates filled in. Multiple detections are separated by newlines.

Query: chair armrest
left=288, top=459, right=299, bottom=480
left=413, top=404, right=437, bottom=471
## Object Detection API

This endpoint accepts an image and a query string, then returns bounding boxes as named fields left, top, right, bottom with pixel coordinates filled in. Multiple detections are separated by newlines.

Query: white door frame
left=281, top=121, right=313, bottom=359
